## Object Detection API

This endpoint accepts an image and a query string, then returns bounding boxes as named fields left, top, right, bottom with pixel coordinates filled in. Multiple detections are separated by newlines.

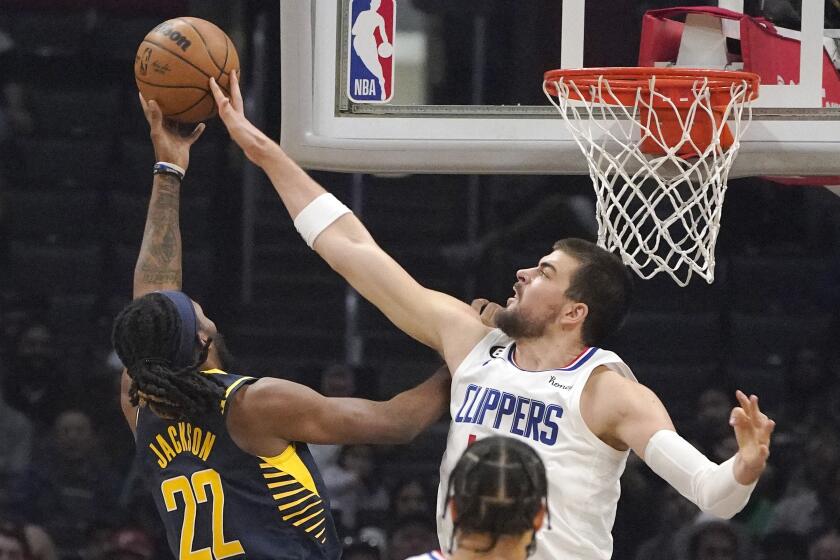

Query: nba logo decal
left=348, top=0, right=395, bottom=103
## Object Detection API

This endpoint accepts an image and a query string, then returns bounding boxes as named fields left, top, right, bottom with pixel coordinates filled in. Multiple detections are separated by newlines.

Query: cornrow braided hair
left=445, top=436, right=548, bottom=557
left=112, top=293, right=226, bottom=420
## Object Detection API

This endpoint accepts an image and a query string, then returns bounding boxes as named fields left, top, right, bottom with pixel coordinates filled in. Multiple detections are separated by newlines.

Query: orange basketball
left=134, top=17, right=240, bottom=123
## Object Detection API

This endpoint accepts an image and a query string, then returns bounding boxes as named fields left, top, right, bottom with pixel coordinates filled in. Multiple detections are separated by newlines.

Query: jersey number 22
left=161, top=469, right=245, bottom=559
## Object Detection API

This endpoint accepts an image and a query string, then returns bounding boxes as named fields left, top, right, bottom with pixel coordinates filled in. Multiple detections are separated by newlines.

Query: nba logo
left=348, top=0, right=395, bottom=103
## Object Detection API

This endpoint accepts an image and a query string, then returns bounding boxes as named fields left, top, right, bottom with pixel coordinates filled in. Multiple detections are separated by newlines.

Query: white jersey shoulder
left=437, top=329, right=635, bottom=560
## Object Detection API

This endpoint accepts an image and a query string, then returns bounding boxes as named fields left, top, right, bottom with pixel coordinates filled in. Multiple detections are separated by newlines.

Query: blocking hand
left=209, top=71, right=273, bottom=166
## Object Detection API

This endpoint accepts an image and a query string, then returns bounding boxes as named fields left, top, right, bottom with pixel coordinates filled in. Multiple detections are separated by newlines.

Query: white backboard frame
left=280, top=0, right=840, bottom=176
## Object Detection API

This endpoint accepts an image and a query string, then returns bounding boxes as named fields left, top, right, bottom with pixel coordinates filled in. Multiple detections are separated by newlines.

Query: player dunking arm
left=114, top=93, right=450, bottom=560
left=209, top=74, right=776, bottom=560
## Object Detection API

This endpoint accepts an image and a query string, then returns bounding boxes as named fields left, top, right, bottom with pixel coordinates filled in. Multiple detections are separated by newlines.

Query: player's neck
left=512, top=333, right=587, bottom=371
left=201, top=349, right=223, bottom=372
left=452, top=532, right=532, bottom=560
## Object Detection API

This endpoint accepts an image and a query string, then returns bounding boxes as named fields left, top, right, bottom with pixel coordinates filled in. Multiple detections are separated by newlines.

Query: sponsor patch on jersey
left=489, top=345, right=506, bottom=358
left=348, top=0, right=395, bottom=103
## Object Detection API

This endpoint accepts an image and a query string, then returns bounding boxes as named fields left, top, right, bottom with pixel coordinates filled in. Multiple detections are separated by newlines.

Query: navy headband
left=158, top=290, right=198, bottom=368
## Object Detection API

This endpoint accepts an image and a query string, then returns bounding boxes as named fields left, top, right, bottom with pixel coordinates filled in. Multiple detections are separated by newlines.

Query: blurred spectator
left=676, top=518, right=752, bottom=560
left=692, top=388, right=733, bottom=453
left=767, top=462, right=840, bottom=540
left=387, top=515, right=438, bottom=560
left=811, top=531, right=840, bottom=560
left=613, top=453, right=657, bottom=556
left=0, top=367, right=32, bottom=511
left=321, top=363, right=358, bottom=398
left=389, top=477, right=434, bottom=520
left=0, top=26, right=34, bottom=147
left=783, top=428, right=840, bottom=498
left=759, top=530, right=809, bottom=560
left=0, top=520, right=30, bottom=560
left=635, top=485, right=699, bottom=560
left=343, top=445, right=389, bottom=519
left=322, top=444, right=389, bottom=532
left=22, top=524, right=56, bottom=560
left=343, top=540, right=382, bottom=560
left=26, top=410, right=119, bottom=557
left=7, top=323, right=62, bottom=427
left=97, top=528, right=154, bottom=560
left=759, top=0, right=801, bottom=28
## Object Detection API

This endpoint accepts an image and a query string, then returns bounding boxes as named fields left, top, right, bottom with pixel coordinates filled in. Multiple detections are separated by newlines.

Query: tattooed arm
left=122, top=95, right=205, bottom=433
left=133, top=93, right=205, bottom=299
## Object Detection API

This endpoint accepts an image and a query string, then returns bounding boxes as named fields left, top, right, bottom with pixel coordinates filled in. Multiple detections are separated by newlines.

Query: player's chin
left=506, top=297, right=517, bottom=307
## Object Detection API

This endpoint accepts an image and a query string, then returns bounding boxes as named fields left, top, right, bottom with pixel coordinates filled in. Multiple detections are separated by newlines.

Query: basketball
left=134, top=17, right=240, bottom=123
left=377, top=42, right=393, bottom=58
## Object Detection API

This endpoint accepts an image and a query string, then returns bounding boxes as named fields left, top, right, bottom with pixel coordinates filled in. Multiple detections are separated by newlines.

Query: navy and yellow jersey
left=135, top=370, right=341, bottom=560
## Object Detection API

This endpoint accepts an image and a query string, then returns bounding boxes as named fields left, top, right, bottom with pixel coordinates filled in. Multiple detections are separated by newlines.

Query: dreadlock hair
left=444, top=436, right=548, bottom=557
left=112, top=292, right=225, bottom=420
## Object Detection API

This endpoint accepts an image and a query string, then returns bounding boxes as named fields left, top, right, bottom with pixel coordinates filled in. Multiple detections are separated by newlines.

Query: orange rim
left=544, top=67, right=760, bottom=106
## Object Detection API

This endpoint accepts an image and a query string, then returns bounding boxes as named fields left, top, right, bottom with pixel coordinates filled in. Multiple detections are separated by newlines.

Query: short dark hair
left=444, top=436, right=547, bottom=554
left=553, top=238, right=632, bottom=346
left=111, top=293, right=224, bottom=420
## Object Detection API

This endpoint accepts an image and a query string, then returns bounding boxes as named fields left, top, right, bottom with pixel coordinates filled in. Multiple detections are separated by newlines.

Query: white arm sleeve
left=643, top=429, right=757, bottom=519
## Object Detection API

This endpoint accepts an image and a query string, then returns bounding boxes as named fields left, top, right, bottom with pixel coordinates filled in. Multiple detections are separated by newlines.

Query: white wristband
left=644, top=430, right=757, bottom=519
left=293, top=193, right=352, bottom=248
left=154, top=161, right=186, bottom=181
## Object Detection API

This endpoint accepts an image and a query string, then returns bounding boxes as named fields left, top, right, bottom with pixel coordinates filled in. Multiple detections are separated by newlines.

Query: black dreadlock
left=445, top=436, right=548, bottom=557
left=112, top=292, right=225, bottom=420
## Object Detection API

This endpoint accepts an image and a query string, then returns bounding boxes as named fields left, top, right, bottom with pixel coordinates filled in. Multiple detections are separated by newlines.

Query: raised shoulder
left=581, top=366, right=674, bottom=455
left=226, top=378, right=294, bottom=458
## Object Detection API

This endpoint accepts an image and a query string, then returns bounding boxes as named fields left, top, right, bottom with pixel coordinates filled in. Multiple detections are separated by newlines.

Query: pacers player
left=405, top=436, right=549, bottom=560
left=116, top=94, right=450, bottom=560
left=210, top=74, right=776, bottom=560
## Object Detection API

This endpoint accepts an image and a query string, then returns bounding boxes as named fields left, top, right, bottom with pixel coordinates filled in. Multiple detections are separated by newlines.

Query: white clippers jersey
left=436, top=330, right=636, bottom=560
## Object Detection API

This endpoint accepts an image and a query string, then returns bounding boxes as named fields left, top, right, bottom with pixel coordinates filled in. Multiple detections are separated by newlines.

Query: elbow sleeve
left=643, top=430, right=757, bottom=519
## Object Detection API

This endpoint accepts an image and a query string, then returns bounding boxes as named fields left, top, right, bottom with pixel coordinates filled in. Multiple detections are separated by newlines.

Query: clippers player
left=210, top=74, right=776, bottom=560
left=405, top=436, right=549, bottom=560
left=115, top=94, right=450, bottom=560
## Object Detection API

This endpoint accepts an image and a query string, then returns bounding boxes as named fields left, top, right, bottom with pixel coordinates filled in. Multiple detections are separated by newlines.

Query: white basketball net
left=543, top=74, right=753, bottom=286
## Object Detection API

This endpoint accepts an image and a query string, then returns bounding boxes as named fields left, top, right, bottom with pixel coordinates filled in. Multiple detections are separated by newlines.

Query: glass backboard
left=280, top=0, right=840, bottom=177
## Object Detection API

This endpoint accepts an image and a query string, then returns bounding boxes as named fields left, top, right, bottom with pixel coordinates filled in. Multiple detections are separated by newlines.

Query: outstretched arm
left=121, top=94, right=206, bottom=432
left=229, top=365, right=452, bottom=454
left=586, top=370, right=775, bottom=519
left=208, top=73, right=488, bottom=369
left=132, top=94, right=205, bottom=299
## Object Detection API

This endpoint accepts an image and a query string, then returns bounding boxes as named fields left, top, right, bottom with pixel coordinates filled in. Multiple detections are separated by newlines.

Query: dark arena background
left=0, top=1, right=839, bottom=559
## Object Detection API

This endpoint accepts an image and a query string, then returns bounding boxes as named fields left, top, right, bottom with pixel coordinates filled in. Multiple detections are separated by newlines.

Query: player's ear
left=561, top=301, right=587, bottom=327
left=533, top=504, right=547, bottom=531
